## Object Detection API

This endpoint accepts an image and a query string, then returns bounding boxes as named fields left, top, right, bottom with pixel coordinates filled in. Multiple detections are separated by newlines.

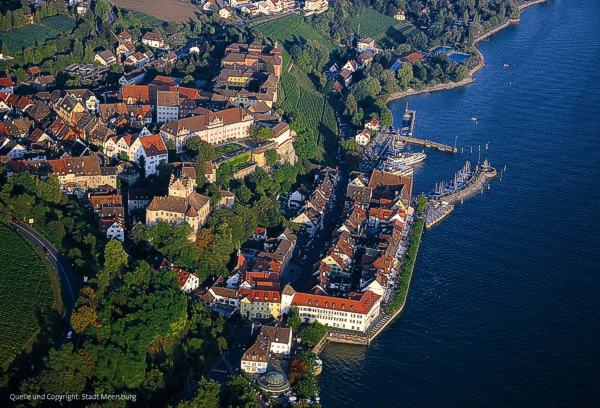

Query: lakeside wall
left=368, top=217, right=425, bottom=341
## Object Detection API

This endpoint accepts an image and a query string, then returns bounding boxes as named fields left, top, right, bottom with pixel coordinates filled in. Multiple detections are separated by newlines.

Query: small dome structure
left=257, top=371, right=291, bottom=396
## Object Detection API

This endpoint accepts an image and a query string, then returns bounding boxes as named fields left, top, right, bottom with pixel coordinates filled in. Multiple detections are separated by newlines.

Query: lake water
left=319, top=1, right=600, bottom=407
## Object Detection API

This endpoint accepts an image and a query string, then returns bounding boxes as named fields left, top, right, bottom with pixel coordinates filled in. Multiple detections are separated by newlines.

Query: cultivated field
left=110, top=0, right=201, bottom=22
left=351, top=7, right=404, bottom=39
left=256, top=17, right=338, bottom=161
left=280, top=65, right=338, bottom=159
left=0, top=224, right=61, bottom=372
left=254, top=14, right=336, bottom=51
left=0, top=15, right=75, bottom=51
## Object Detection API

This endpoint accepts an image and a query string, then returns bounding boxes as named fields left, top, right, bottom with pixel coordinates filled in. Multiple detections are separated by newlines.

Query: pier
left=425, top=160, right=497, bottom=228
left=379, top=132, right=458, bottom=154
left=399, top=135, right=458, bottom=153
left=425, top=201, right=455, bottom=228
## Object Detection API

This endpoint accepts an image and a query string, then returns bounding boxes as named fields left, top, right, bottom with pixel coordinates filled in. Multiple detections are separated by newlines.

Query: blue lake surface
left=319, top=1, right=600, bottom=407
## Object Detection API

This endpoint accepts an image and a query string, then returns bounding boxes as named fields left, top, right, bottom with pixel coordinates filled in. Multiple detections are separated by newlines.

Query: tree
left=397, top=62, right=413, bottom=89
left=177, top=378, right=221, bottom=408
left=265, top=149, right=280, bottom=167
left=216, top=162, right=233, bottom=187
left=294, top=376, right=319, bottom=398
left=344, top=94, right=358, bottom=118
left=70, top=305, right=98, bottom=333
left=138, top=155, right=146, bottom=179
left=249, top=125, right=274, bottom=141
left=454, top=64, right=469, bottom=81
left=222, top=375, right=259, bottom=408
left=146, top=222, right=199, bottom=269
left=417, top=192, right=427, bottom=212
left=187, top=137, right=216, bottom=162
left=97, top=239, right=129, bottom=292
left=299, top=322, right=327, bottom=346
left=195, top=228, right=214, bottom=252
left=288, top=306, right=302, bottom=331
left=35, top=345, right=95, bottom=395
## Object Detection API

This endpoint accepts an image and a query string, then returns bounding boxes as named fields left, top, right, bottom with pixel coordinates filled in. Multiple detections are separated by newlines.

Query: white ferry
left=379, top=159, right=414, bottom=177
left=387, top=151, right=426, bottom=166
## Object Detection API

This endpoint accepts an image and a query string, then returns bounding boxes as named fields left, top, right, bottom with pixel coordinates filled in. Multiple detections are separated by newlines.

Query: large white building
left=104, top=134, right=168, bottom=175
left=281, top=285, right=381, bottom=332
left=160, top=107, right=254, bottom=153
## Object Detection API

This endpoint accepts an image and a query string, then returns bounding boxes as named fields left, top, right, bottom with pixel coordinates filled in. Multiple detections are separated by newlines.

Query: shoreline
left=386, top=0, right=548, bottom=103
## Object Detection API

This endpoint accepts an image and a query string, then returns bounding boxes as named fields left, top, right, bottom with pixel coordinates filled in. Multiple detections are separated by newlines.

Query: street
left=10, top=220, right=79, bottom=346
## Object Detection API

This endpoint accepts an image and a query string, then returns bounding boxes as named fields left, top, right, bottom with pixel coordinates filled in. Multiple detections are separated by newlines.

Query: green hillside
left=253, top=14, right=336, bottom=51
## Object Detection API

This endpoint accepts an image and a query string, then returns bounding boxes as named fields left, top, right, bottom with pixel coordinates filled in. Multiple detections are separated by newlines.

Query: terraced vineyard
left=0, top=224, right=62, bottom=372
left=280, top=66, right=338, bottom=154
left=0, top=15, right=75, bottom=51
left=255, top=14, right=338, bottom=161
left=253, top=14, right=336, bottom=51
left=351, top=7, right=404, bottom=39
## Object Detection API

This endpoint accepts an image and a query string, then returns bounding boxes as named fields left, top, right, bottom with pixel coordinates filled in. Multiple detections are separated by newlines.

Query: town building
left=0, top=77, right=14, bottom=93
left=365, top=118, right=380, bottom=131
left=160, top=107, right=253, bottom=152
left=355, top=129, right=371, bottom=146
left=356, top=38, right=382, bottom=54
left=94, top=50, right=117, bottom=66
left=145, top=168, right=210, bottom=240
left=47, top=155, right=117, bottom=194
left=173, top=266, right=200, bottom=293
left=241, top=325, right=292, bottom=374
left=240, top=289, right=281, bottom=320
left=304, top=0, right=328, bottom=15
left=156, top=90, right=179, bottom=123
left=141, top=32, right=166, bottom=49
left=282, top=285, right=381, bottom=332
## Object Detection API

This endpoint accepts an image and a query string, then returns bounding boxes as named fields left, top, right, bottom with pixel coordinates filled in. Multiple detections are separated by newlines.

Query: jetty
left=380, top=131, right=457, bottom=154
left=425, top=201, right=455, bottom=228
left=399, top=135, right=457, bottom=153
left=425, top=160, right=497, bottom=228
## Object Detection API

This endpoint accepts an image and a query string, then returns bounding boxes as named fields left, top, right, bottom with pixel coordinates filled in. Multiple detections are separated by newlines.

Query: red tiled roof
left=291, top=290, right=380, bottom=314
left=0, top=77, right=14, bottom=87
left=122, top=85, right=150, bottom=103
left=139, top=134, right=167, bottom=156
left=244, top=289, right=280, bottom=303
left=401, top=51, right=424, bottom=64
left=175, top=268, right=192, bottom=288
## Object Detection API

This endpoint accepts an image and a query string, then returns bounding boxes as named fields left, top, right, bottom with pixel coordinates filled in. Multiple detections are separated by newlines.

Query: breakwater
left=379, top=132, right=457, bottom=154
left=425, top=161, right=497, bottom=228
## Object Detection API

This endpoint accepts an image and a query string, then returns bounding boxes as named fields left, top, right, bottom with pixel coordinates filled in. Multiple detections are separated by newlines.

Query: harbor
left=425, top=159, right=497, bottom=228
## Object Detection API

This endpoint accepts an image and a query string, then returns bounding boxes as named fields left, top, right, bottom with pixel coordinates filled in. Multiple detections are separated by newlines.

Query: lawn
left=253, top=14, right=336, bottom=51
left=351, top=7, right=404, bottom=39
left=0, top=224, right=62, bottom=372
left=216, top=143, right=245, bottom=158
left=223, top=151, right=252, bottom=170
left=0, top=15, right=75, bottom=51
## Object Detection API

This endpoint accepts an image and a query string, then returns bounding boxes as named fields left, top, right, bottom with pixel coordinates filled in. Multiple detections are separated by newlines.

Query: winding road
left=10, top=220, right=78, bottom=317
